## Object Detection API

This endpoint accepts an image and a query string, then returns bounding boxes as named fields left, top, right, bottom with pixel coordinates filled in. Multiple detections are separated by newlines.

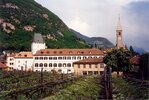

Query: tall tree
left=104, top=48, right=131, bottom=76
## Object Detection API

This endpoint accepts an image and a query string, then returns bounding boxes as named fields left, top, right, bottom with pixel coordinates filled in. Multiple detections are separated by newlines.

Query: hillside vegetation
left=0, top=0, right=88, bottom=52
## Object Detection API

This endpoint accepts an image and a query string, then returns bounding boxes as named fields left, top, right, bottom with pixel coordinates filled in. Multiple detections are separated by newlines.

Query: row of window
left=34, top=56, right=102, bottom=60
left=35, top=69, right=72, bottom=72
left=77, top=64, right=104, bottom=69
left=35, top=63, right=72, bottom=67
left=82, top=71, right=104, bottom=75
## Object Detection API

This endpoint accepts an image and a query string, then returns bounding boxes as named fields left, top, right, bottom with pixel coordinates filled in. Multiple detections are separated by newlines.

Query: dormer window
left=81, top=51, right=84, bottom=54
left=69, top=51, right=72, bottom=54
left=24, top=54, right=27, bottom=57
left=54, top=51, right=57, bottom=54
left=46, top=51, right=50, bottom=54
left=18, top=54, right=21, bottom=56
left=89, top=51, right=92, bottom=54
left=77, top=51, right=80, bottom=54
left=41, top=51, right=44, bottom=54
left=59, top=51, right=62, bottom=54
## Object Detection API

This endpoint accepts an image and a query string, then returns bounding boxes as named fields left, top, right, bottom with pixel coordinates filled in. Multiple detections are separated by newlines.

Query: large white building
left=33, top=49, right=104, bottom=73
left=6, top=33, right=105, bottom=74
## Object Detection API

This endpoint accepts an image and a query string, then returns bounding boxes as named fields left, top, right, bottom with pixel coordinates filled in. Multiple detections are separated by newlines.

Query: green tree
left=139, top=53, right=149, bottom=80
left=104, top=48, right=131, bottom=76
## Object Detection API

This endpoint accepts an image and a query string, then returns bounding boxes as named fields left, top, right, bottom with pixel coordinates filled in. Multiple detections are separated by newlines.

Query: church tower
left=31, top=33, right=46, bottom=54
left=116, top=16, right=123, bottom=49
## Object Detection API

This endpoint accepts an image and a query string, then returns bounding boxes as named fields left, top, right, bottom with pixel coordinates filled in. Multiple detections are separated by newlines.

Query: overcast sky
left=35, top=0, right=149, bottom=51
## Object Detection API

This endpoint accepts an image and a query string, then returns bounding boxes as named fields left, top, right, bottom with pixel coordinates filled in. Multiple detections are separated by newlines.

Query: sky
left=35, top=0, right=149, bottom=51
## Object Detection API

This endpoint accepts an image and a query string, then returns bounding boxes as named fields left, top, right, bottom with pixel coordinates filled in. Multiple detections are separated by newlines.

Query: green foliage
left=104, top=48, right=132, bottom=73
left=139, top=53, right=149, bottom=79
left=46, top=77, right=102, bottom=100
left=112, top=77, right=149, bottom=99
left=0, top=0, right=88, bottom=52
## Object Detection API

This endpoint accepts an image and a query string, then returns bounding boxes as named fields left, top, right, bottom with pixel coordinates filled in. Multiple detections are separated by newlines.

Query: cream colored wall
left=74, top=63, right=105, bottom=76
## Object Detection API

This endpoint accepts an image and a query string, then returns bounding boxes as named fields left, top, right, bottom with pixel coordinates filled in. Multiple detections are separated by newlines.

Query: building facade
left=73, top=58, right=105, bottom=75
left=33, top=49, right=104, bottom=73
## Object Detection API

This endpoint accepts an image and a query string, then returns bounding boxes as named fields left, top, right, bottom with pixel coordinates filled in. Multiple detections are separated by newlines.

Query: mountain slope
left=0, top=0, right=88, bottom=52
left=71, top=29, right=114, bottom=49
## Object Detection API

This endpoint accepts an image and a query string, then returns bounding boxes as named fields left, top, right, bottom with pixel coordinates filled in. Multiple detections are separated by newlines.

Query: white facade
left=6, top=56, right=15, bottom=69
left=31, top=42, right=46, bottom=54
left=14, top=58, right=33, bottom=71
left=33, top=55, right=103, bottom=74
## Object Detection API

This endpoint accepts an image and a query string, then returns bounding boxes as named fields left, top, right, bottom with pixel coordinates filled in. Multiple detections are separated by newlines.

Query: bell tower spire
left=116, top=14, right=123, bottom=49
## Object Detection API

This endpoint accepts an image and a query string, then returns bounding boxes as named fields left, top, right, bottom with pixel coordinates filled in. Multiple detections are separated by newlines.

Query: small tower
left=116, top=15, right=123, bottom=49
left=31, top=33, right=46, bottom=54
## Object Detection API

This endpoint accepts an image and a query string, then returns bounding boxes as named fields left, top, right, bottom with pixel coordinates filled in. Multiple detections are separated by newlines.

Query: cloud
left=122, top=1, right=149, bottom=51
left=35, top=0, right=149, bottom=51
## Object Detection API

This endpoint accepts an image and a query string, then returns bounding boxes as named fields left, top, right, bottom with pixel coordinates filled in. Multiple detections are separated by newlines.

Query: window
left=63, top=63, right=66, bottom=67
left=53, top=63, right=57, bottom=67
left=83, top=71, right=87, bottom=75
left=72, top=57, right=76, bottom=60
left=67, top=63, right=71, bottom=67
left=53, top=57, right=57, bottom=60
left=100, top=63, right=104, bottom=68
left=100, top=71, right=104, bottom=75
left=69, top=51, right=72, bottom=54
left=44, top=57, right=48, bottom=60
left=40, top=63, right=43, bottom=67
left=95, top=64, right=98, bottom=68
left=49, top=57, right=52, bottom=60
left=81, top=51, right=84, bottom=54
left=35, top=63, right=38, bottom=67
left=58, top=63, right=62, bottom=67
left=67, top=57, right=71, bottom=60
left=78, top=64, right=80, bottom=68
left=18, top=61, right=20, bottom=63
left=44, top=63, right=47, bottom=67
left=35, top=57, right=38, bottom=60
left=46, top=51, right=50, bottom=54
left=49, top=63, right=52, bottom=67
left=67, top=69, right=71, bottom=72
left=94, top=71, right=98, bottom=75
left=89, top=64, right=91, bottom=68
left=58, top=57, right=62, bottom=60
left=10, top=58, right=13, bottom=61
left=88, top=71, right=93, bottom=75
left=63, top=57, right=67, bottom=60
left=40, top=57, right=43, bottom=60
left=77, top=57, right=81, bottom=60
left=83, top=56, right=87, bottom=59
left=83, top=64, right=86, bottom=68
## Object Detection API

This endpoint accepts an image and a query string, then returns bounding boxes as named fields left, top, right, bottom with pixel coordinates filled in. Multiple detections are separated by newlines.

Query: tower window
left=118, top=32, right=121, bottom=35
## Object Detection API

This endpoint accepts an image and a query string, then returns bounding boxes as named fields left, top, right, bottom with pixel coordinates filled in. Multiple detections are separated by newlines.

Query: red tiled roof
left=34, top=49, right=104, bottom=56
left=73, top=58, right=103, bottom=64
left=0, top=62, right=8, bottom=68
left=130, top=56, right=140, bottom=65
left=14, top=52, right=33, bottom=58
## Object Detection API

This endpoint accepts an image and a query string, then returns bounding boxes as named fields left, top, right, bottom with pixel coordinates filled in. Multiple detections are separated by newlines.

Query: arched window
left=58, top=63, right=62, bottom=67
left=67, top=63, right=71, bottom=67
left=35, top=63, right=38, bottom=67
left=40, top=63, right=43, bottom=67
left=40, top=57, right=43, bottom=60
left=53, top=63, right=57, bottom=67
left=63, top=63, right=66, bottom=67
left=44, top=63, right=47, bottom=67
left=44, top=57, right=48, bottom=60
left=77, top=57, right=81, bottom=60
left=49, top=63, right=52, bottom=67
